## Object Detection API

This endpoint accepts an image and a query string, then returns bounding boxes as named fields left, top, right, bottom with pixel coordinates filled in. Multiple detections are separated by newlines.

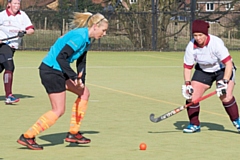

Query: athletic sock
left=69, top=98, right=88, bottom=134
left=223, top=96, right=239, bottom=121
left=3, top=70, right=13, bottom=97
left=187, top=102, right=200, bottom=126
left=24, top=111, right=58, bottom=138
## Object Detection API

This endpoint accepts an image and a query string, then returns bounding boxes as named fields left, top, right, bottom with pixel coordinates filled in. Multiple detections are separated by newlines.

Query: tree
left=89, top=0, right=185, bottom=50
left=76, top=0, right=103, bottom=12
left=100, top=0, right=240, bottom=50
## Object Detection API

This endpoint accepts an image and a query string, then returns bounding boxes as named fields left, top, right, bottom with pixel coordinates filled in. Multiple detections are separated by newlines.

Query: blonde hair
left=70, top=12, right=108, bottom=29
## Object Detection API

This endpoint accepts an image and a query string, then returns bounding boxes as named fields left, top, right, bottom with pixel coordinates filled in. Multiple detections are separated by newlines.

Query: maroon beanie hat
left=192, top=20, right=209, bottom=35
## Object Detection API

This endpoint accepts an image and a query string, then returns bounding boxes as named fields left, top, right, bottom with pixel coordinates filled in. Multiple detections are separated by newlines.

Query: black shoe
left=17, top=134, right=43, bottom=150
left=65, top=132, right=91, bottom=144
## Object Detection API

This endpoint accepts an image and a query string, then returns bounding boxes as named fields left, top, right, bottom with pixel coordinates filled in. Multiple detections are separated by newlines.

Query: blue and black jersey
left=42, top=27, right=91, bottom=80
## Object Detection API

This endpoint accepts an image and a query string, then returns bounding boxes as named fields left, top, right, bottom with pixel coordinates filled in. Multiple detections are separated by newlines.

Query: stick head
left=149, top=114, right=158, bottom=123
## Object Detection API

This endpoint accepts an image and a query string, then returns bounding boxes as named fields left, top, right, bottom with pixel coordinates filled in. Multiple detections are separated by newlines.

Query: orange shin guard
left=24, top=111, right=58, bottom=138
left=69, top=98, right=88, bottom=134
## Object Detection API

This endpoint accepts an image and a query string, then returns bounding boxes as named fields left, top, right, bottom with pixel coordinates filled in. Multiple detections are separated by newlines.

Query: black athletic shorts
left=0, top=43, right=15, bottom=63
left=192, top=63, right=236, bottom=87
left=39, top=62, right=69, bottom=94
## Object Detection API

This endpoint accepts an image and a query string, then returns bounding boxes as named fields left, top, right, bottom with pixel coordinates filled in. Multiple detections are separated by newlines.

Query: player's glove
left=216, top=79, right=228, bottom=97
left=182, top=81, right=194, bottom=99
left=17, top=31, right=26, bottom=38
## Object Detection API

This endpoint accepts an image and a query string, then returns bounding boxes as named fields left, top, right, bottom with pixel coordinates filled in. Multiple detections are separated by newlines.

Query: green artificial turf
left=0, top=51, right=239, bottom=160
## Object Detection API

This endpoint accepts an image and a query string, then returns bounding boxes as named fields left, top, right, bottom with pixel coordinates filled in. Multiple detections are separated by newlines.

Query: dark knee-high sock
left=3, top=70, right=13, bottom=97
left=187, top=101, right=200, bottom=126
left=223, top=96, right=239, bottom=121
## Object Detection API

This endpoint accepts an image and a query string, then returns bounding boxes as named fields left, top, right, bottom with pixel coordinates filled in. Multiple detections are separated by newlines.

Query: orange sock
left=69, top=98, right=88, bottom=134
left=24, top=111, right=58, bottom=138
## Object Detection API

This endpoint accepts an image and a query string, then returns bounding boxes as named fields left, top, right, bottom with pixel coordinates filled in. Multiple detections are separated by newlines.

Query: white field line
left=17, top=66, right=182, bottom=69
left=87, top=66, right=182, bottom=68
left=139, top=54, right=182, bottom=61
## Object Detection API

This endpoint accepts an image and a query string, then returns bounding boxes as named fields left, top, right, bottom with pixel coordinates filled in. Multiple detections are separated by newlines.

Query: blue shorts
left=39, top=63, right=68, bottom=94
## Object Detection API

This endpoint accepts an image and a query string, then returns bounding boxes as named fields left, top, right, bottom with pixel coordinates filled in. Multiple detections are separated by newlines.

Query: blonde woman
left=17, top=12, right=108, bottom=150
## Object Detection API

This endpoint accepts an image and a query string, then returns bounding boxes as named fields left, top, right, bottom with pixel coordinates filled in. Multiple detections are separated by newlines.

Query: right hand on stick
left=75, top=71, right=84, bottom=89
left=76, top=78, right=84, bottom=89
left=182, top=81, right=194, bottom=99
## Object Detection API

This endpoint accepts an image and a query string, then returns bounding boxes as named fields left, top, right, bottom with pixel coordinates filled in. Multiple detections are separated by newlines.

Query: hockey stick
left=0, top=29, right=26, bottom=42
left=0, top=35, right=19, bottom=41
left=149, top=90, right=217, bottom=123
left=76, top=68, right=85, bottom=123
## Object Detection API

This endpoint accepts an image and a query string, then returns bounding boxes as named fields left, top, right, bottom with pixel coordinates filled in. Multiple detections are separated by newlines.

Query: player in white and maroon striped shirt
left=181, top=19, right=240, bottom=133
left=0, top=0, right=34, bottom=104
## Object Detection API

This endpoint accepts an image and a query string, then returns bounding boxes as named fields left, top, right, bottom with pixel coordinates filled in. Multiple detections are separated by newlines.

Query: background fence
left=4, top=10, right=240, bottom=51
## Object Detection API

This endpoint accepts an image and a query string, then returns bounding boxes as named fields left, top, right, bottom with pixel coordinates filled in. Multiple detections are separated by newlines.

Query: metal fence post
left=75, top=0, right=78, bottom=11
left=190, top=0, right=196, bottom=40
left=152, top=0, right=157, bottom=50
